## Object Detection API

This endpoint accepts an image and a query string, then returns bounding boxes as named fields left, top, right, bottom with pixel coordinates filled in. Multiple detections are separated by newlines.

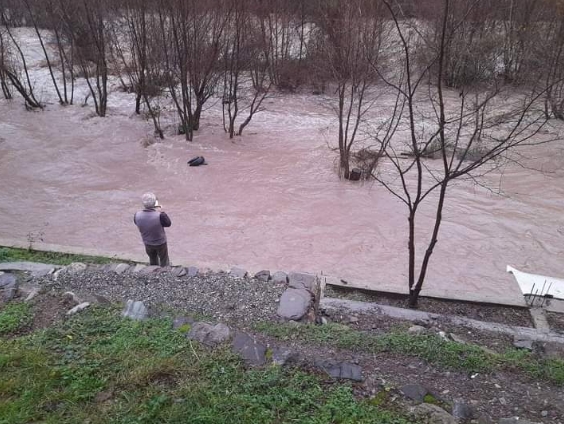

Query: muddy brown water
left=1, top=89, right=564, bottom=306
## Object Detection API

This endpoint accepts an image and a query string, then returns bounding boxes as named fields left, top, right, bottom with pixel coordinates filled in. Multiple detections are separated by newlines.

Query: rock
left=513, top=336, right=534, bottom=351
left=254, top=270, right=271, bottom=282
left=131, top=264, right=146, bottom=273
left=271, top=271, right=288, bottom=284
left=229, top=267, right=248, bottom=279
left=171, top=267, right=187, bottom=277
left=277, top=288, right=312, bottom=320
left=139, top=265, right=161, bottom=274
left=173, top=316, right=195, bottom=331
left=231, top=332, right=267, bottom=366
left=537, top=342, right=564, bottom=359
left=18, top=284, right=40, bottom=302
left=66, top=302, right=91, bottom=315
left=315, top=359, right=363, bottom=381
left=499, top=419, right=538, bottom=424
left=408, top=325, right=427, bottom=335
left=271, top=347, right=299, bottom=366
left=187, top=266, right=199, bottom=277
left=0, top=273, right=17, bottom=301
left=114, top=263, right=130, bottom=275
left=449, top=333, right=467, bottom=344
left=122, top=300, right=149, bottom=321
left=64, top=262, right=88, bottom=274
left=63, top=291, right=82, bottom=305
left=348, top=316, right=359, bottom=324
left=288, top=272, right=316, bottom=290
left=0, top=261, right=56, bottom=276
left=400, top=383, right=428, bottom=403
left=411, top=404, right=457, bottom=424
left=541, top=410, right=548, bottom=417
left=187, top=322, right=231, bottom=347
left=452, top=399, right=474, bottom=420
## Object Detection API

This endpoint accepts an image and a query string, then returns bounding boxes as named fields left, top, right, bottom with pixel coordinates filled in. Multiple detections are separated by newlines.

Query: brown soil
left=324, top=285, right=533, bottom=328
left=251, top=331, right=564, bottom=424
left=29, top=290, right=74, bottom=331
left=322, top=306, right=516, bottom=354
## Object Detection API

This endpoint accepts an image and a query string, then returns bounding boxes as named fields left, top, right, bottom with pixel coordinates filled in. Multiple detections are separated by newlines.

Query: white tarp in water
left=507, top=266, right=564, bottom=300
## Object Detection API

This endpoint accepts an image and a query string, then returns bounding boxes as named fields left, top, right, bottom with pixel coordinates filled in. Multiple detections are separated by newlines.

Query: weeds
left=0, top=306, right=413, bottom=424
left=0, top=247, right=116, bottom=266
left=256, top=322, right=564, bottom=385
left=0, top=302, right=33, bottom=336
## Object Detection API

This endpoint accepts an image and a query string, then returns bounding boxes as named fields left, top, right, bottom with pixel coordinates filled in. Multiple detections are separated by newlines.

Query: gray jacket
left=134, top=208, right=172, bottom=246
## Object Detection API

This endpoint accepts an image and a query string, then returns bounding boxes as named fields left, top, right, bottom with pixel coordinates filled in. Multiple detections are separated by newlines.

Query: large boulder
left=277, top=288, right=312, bottom=320
left=288, top=272, right=316, bottom=290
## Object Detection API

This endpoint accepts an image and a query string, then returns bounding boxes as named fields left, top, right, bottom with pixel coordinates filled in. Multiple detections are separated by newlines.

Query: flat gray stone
left=140, top=265, right=161, bottom=274
left=232, top=332, right=267, bottom=366
left=0, top=273, right=17, bottom=301
left=315, top=359, right=363, bottom=381
left=171, top=267, right=187, bottom=277
left=254, top=270, right=271, bottom=282
left=400, top=384, right=428, bottom=402
left=288, top=272, right=316, bottom=290
left=0, top=261, right=56, bottom=276
left=122, top=300, right=149, bottom=321
left=63, top=262, right=88, bottom=274
left=0, top=272, right=16, bottom=288
left=66, top=302, right=90, bottom=315
left=452, top=399, right=474, bottom=420
left=18, top=284, right=41, bottom=302
left=277, top=288, right=312, bottom=320
left=271, top=347, right=299, bottom=366
left=230, top=267, right=248, bottom=279
left=411, top=404, right=456, bottom=424
left=132, top=264, right=146, bottom=273
left=114, top=263, right=130, bottom=275
left=408, top=325, right=427, bottom=335
left=187, top=322, right=231, bottom=347
left=187, top=266, right=199, bottom=277
left=513, top=336, right=534, bottom=351
left=173, top=316, right=195, bottom=331
left=271, top=271, right=288, bottom=284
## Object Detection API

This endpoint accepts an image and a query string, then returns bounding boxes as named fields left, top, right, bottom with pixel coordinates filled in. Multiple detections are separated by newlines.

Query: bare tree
left=222, top=0, right=272, bottom=138
left=0, top=6, right=42, bottom=109
left=314, top=0, right=385, bottom=179
left=62, top=0, right=109, bottom=116
left=22, top=0, right=65, bottom=104
left=372, top=0, right=557, bottom=307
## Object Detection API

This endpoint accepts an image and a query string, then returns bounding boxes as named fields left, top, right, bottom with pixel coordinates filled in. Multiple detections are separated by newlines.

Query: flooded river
left=2, top=89, right=564, bottom=306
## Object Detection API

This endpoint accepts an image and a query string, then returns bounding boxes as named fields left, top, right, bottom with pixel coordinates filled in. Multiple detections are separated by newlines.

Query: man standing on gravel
left=134, top=192, right=172, bottom=266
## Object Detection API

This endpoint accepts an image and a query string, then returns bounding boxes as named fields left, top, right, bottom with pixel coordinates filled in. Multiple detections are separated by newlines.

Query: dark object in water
left=188, top=156, right=206, bottom=167
left=348, top=168, right=362, bottom=181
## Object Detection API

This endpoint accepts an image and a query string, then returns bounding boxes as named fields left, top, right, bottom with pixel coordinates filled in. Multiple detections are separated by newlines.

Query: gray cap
left=142, top=192, right=157, bottom=208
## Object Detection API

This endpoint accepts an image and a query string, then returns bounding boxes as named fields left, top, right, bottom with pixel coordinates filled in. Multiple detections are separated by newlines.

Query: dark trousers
left=145, top=243, right=169, bottom=266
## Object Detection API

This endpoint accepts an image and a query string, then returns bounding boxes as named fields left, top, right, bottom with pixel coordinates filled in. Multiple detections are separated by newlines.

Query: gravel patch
left=37, top=269, right=286, bottom=326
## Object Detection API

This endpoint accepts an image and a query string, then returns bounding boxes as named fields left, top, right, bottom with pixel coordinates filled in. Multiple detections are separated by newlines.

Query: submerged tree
left=371, top=0, right=558, bottom=307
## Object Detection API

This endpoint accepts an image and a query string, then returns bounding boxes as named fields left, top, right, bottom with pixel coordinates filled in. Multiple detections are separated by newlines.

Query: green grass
left=0, top=302, right=34, bottom=336
left=0, top=306, right=413, bottom=424
left=255, top=322, right=564, bottom=386
left=0, top=247, right=115, bottom=266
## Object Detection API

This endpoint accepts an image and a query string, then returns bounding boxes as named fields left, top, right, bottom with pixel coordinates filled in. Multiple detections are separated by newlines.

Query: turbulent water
left=1, top=28, right=564, bottom=306
left=2, top=91, right=564, bottom=306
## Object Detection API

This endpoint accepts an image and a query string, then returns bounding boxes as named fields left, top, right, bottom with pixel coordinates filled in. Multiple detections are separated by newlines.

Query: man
left=134, top=192, right=172, bottom=266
